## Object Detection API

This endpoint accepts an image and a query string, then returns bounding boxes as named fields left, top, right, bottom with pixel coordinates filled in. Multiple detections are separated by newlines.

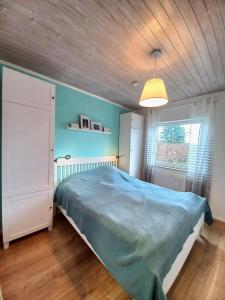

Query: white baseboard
left=214, top=216, right=225, bottom=223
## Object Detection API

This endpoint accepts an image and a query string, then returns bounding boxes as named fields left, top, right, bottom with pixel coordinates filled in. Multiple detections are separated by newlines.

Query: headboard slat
left=54, top=156, right=117, bottom=189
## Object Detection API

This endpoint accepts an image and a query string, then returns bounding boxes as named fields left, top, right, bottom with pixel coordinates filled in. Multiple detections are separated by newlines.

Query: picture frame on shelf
left=80, top=115, right=90, bottom=129
left=91, top=121, right=102, bottom=132
left=103, top=127, right=110, bottom=133
left=69, top=122, right=79, bottom=129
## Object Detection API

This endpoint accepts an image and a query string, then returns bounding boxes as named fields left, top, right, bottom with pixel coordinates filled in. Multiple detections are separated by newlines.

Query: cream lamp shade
left=139, top=78, right=168, bottom=107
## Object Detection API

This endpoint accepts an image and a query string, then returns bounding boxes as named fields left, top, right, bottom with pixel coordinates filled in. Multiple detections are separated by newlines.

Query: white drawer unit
left=5, top=191, right=52, bottom=241
left=2, top=67, right=55, bottom=249
left=119, top=112, right=144, bottom=179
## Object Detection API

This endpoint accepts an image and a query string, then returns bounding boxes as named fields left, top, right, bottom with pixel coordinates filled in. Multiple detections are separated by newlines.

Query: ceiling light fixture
left=139, top=49, right=168, bottom=108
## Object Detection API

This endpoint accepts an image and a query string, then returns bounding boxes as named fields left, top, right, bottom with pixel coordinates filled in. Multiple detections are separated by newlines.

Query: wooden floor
left=0, top=214, right=225, bottom=300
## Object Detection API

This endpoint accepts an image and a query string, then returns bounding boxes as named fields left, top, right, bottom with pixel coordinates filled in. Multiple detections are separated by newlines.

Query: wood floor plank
left=0, top=214, right=225, bottom=300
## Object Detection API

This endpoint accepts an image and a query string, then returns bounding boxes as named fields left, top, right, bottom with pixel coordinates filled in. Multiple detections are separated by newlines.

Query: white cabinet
left=2, top=67, right=55, bottom=249
left=119, top=112, right=144, bottom=178
left=2, top=68, right=52, bottom=110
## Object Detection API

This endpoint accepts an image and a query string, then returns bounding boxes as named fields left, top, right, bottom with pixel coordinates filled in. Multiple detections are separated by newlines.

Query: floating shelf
left=66, top=125, right=112, bottom=134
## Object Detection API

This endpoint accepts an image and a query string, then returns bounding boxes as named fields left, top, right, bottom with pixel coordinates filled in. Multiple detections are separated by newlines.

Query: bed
left=54, top=156, right=212, bottom=300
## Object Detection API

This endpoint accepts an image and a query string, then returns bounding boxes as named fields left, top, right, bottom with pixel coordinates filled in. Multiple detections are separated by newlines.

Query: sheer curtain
left=185, top=98, right=215, bottom=200
left=142, top=109, right=186, bottom=190
left=142, top=109, right=159, bottom=182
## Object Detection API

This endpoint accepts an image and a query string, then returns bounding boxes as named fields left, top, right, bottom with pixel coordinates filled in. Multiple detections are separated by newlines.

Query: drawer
left=3, top=191, right=52, bottom=242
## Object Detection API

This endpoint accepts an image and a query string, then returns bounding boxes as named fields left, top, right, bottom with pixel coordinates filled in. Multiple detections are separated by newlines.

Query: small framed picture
left=103, top=127, right=110, bottom=133
left=80, top=115, right=90, bottom=129
left=91, top=121, right=102, bottom=131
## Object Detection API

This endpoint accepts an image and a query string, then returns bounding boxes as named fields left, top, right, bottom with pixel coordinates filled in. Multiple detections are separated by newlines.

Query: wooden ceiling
left=0, top=0, right=225, bottom=108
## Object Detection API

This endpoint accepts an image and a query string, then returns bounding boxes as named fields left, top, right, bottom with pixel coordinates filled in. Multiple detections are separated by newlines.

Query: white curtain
left=142, top=109, right=160, bottom=182
left=185, top=98, right=215, bottom=200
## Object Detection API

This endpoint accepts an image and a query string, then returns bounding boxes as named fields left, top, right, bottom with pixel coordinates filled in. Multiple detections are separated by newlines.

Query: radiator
left=153, top=167, right=186, bottom=192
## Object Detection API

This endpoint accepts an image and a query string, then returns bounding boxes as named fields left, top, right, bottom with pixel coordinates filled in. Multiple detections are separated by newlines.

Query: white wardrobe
left=2, top=67, right=55, bottom=249
left=119, top=112, right=144, bottom=178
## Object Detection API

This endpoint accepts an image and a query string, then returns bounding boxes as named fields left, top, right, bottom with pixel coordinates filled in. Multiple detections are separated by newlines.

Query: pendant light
left=139, top=49, right=168, bottom=107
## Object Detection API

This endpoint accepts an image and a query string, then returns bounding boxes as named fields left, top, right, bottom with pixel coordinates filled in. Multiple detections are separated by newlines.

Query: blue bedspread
left=55, top=166, right=212, bottom=300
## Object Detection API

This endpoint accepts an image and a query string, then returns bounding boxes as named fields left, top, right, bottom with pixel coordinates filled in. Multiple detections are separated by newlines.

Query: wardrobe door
left=131, top=113, right=144, bottom=130
left=7, top=191, right=51, bottom=241
left=2, top=101, right=54, bottom=245
left=119, top=112, right=144, bottom=178
left=2, top=67, right=53, bottom=110
left=129, top=127, right=143, bottom=179
left=119, top=113, right=131, bottom=173
left=3, top=102, right=53, bottom=197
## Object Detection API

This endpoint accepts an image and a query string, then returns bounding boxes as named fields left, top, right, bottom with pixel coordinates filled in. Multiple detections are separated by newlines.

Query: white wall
left=210, top=96, right=225, bottom=222
left=136, top=90, right=225, bottom=222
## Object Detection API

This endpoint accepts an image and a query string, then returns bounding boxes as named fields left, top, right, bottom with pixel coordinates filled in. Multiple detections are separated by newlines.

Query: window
left=155, top=121, right=201, bottom=170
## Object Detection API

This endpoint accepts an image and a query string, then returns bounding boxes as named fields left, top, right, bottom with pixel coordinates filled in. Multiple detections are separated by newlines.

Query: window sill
left=155, top=164, right=187, bottom=172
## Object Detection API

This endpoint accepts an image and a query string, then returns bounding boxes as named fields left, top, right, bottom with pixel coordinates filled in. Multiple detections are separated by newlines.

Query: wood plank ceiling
left=0, top=0, right=225, bottom=108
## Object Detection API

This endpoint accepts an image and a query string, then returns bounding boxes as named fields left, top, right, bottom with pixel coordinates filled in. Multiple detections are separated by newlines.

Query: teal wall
left=0, top=63, right=128, bottom=230
left=55, top=85, right=127, bottom=158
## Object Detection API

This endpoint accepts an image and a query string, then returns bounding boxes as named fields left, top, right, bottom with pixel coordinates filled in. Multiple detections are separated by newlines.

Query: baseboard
left=0, top=285, right=3, bottom=300
left=213, top=216, right=225, bottom=224
left=0, top=232, right=3, bottom=250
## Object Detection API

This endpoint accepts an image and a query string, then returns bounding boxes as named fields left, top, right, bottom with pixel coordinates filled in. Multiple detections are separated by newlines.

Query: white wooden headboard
left=54, top=156, right=117, bottom=189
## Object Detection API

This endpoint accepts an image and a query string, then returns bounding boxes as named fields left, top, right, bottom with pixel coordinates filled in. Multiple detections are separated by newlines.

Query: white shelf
left=66, top=125, right=112, bottom=134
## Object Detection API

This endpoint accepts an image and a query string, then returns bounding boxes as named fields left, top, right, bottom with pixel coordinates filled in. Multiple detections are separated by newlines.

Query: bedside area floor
left=0, top=214, right=224, bottom=300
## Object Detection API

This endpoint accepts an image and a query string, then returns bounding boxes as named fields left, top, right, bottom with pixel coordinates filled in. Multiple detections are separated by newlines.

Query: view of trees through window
left=156, top=123, right=201, bottom=169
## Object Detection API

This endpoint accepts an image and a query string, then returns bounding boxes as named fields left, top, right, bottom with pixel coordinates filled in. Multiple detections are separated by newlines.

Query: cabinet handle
left=50, top=206, right=53, bottom=209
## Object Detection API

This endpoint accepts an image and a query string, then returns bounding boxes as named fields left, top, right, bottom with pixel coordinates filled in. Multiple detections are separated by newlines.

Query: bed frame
left=54, top=156, right=204, bottom=295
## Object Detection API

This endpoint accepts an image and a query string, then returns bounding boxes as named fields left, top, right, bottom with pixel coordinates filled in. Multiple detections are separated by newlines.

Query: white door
left=131, top=113, right=144, bottom=130
left=130, top=128, right=143, bottom=178
left=7, top=191, right=52, bottom=240
left=119, top=113, right=131, bottom=172
left=2, top=101, right=54, bottom=243
left=2, top=67, right=53, bottom=110
left=3, top=102, right=53, bottom=197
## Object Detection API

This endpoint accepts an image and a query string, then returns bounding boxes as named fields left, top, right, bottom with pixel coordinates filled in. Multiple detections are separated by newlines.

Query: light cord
left=154, top=54, right=156, bottom=78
